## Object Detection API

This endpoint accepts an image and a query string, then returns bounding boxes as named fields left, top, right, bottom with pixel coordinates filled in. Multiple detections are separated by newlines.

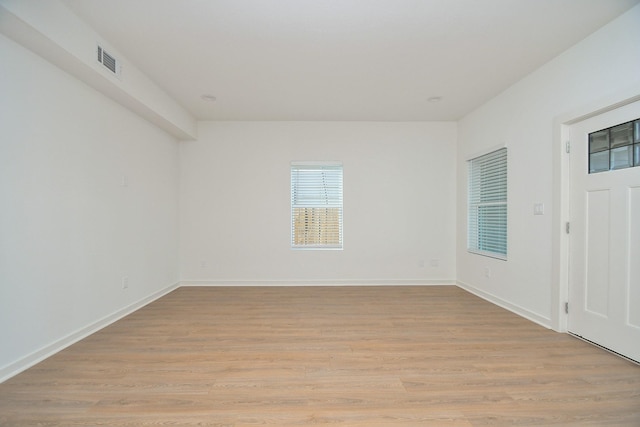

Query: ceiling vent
left=97, top=45, right=120, bottom=77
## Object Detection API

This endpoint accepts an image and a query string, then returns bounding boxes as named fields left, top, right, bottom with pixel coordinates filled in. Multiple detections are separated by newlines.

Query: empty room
left=1, top=0, right=639, bottom=425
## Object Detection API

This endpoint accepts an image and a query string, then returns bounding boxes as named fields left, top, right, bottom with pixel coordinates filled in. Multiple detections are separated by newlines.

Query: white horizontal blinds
left=468, top=148, right=507, bottom=258
left=291, top=163, right=343, bottom=249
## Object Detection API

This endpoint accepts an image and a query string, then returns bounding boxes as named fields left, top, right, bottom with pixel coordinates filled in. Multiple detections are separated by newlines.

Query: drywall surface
left=180, top=121, right=456, bottom=285
left=0, top=0, right=196, bottom=139
left=456, top=4, right=640, bottom=327
left=0, top=34, right=180, bottom=377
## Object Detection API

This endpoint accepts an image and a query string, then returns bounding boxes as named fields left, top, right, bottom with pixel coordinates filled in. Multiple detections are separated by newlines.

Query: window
left=468, top=147, right=507, bottom=259
left=589, top=118, right=640, bottom=173
left=291, top=162, right=343, bottom=249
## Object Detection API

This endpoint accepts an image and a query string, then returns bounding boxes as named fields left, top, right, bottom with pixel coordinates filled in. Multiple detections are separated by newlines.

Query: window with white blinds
left=468, top=147, right=507, bottom=259
left=291, top=162, right=343, bottom=249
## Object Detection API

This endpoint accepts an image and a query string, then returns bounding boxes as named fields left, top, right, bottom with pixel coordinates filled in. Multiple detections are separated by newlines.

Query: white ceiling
left=62, top=0, right=639, bottom=122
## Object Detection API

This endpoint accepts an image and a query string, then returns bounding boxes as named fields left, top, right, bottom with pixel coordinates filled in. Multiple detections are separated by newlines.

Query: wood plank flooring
left=1, top=286, right=639, bottom=426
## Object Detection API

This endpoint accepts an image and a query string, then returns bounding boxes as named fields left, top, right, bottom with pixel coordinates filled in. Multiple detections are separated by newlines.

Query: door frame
left=552, top=85, right=640, bottom=333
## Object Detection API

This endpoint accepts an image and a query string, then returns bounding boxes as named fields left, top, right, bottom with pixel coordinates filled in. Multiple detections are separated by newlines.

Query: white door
left=569, top=99, right=640, bottom=363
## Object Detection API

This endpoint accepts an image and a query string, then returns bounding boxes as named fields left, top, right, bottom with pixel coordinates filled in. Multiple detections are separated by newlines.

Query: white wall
left=180, top=121, right=457, bottom=284
left=456, top=5, right=640, bottom=327
left=0, top=34, right=180, bottom=379
left=0, top=0, right=197, bottom=139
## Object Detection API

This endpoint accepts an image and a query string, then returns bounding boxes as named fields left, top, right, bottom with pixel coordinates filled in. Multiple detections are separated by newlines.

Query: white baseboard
left=0, top=282, right=180, bottom=383
left=456, top=280, right=551, bottom=329
left=180, top=279, right=456, bottom=287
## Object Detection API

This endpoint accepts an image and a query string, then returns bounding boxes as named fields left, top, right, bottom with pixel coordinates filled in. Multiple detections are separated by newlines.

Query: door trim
left=552, top=84, right=640, bottom=333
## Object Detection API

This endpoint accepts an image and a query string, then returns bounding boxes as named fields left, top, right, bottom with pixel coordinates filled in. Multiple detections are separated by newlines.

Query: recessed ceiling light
left=428, top=96, right=443, bottom=103
left=201, top=94, right=217, bottom=102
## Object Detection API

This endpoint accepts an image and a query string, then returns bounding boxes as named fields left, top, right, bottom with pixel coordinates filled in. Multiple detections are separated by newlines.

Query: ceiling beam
left=0, top=0, right=197, bottom=140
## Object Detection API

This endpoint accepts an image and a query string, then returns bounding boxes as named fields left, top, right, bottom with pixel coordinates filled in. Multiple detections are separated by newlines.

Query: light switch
left=534, top=203, right=545, bottom=215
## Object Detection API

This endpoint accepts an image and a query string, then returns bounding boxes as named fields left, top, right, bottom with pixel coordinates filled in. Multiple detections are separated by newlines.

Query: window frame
left=290, top=161, right=343, bottom=250
left=467, top=147, right=508, bottom=260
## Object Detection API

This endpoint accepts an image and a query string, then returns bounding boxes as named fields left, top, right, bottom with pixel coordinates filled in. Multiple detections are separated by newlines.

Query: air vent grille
left=97, top=45, right=118, bottom=75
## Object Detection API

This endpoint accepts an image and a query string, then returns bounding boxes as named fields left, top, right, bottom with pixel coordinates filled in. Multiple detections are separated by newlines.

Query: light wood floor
left=1, top=286, right=639, bottom=426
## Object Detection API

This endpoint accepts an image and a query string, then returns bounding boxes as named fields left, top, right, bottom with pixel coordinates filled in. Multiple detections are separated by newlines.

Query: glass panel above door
left=610, top=122, right=633, bottom=148
left=588, top=117, right=640, bottom=174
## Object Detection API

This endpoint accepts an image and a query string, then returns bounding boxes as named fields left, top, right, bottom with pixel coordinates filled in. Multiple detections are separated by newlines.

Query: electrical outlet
left=484, top=267, right=492, bottom=278
left=533, top=203, right=544, bottom=215
left=122, top=276, right=129, bottom=289
left=430, top=259, right=440, bottom=267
